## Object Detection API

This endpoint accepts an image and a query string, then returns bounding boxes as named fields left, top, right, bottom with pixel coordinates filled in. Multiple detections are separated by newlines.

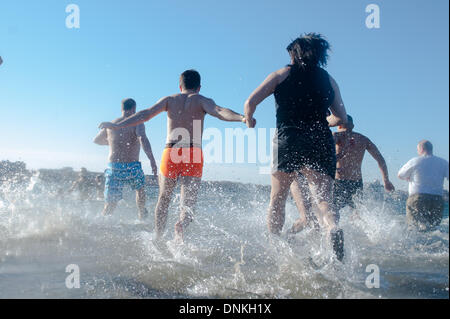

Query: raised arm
left=99, top=97, right=169, bottom=130
left=327, top=75, right=348, bottom=127
left=136, top=124, right=158, bottom=177
left=93, top=128, right=108, bottom=145
left=366, top=138, right=395, bottom=191
left=244, top=67, right=290, bottom=128
left=202, top=98, right=248, bottom=123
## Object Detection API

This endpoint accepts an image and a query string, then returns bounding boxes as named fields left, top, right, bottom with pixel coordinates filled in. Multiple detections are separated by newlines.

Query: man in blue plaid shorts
left=93, top=98, right=158, bottom=219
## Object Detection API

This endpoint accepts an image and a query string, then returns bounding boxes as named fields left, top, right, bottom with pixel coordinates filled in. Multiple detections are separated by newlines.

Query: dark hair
left=347, top=115, right=353, bottom=124
left=180, top=70, right=201, bottom=90
left=122, top=98, right=136, bottom=111
left=287, top=33, right=330, bottom=69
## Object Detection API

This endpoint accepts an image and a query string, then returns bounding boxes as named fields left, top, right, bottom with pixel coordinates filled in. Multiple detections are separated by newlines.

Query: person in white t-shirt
left=398, top=140, right=449, bottom=231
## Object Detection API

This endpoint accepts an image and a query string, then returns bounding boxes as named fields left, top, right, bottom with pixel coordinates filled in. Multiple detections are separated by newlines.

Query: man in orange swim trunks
left=99, top=70, right=253, bottom=241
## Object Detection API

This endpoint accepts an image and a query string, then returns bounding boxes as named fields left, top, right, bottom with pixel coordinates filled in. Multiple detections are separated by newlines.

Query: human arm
left=398, top=159, right=414, bottom=182
left=99, top=97, right=169, bottom=130
left=202, top=98, right=251, bottom=124
left=137, top=125, right=158, bottom=177
left=93, top=129, right=108, bottom=145
left=333, top=133, right=347, bottom=161
left=366, top=138, right=395, bottom=191
left=244, top=67, right=290, bottom=128
left=326, top=75, right=348, bottom=127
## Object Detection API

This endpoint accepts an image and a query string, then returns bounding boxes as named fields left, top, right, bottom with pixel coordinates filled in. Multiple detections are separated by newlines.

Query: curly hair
left=287, top=33, right=331, bottom=69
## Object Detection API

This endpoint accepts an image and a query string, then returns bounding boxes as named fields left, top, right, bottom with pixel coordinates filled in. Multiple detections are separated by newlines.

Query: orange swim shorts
left=160, top=147, right=203, bottom=179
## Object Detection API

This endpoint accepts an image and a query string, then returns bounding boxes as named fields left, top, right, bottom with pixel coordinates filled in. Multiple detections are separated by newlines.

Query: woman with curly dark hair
left=244, top=33, right=348, bottom=261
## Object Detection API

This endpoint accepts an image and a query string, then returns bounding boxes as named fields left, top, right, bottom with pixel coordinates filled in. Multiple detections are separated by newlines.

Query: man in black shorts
left=333, top=115, right=395, bottom=217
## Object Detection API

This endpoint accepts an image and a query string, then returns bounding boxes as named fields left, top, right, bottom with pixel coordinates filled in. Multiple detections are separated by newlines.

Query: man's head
left=121, top=98, right=137, bottom=114
left=179, top=70, right=201, bottom=92
left=417, top=140, right=433, bottom=156
left=338, top=115, right=354, bottom=131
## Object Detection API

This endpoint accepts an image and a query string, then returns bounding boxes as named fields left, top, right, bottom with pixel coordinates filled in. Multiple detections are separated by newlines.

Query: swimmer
left=333, top=115, right=395, bottom=218
left=94, top=98, right=158, bottom=220
left=99, top=70, right=252, bottom=242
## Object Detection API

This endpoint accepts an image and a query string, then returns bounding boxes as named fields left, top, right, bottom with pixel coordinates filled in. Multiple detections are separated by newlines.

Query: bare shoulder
left=353, top=132, right=371, bottom=145
left=169, top=93, right=181, bottom=99
left=111, top=117, right=125, bottom=124
left=198, top=94, right=214, bottom=104
left=279, top=66, right=291, bottom=74
left=164, top=94, right=178, bottom=104
left=191, top=94, right=213, bottom=109
left=273, top=66, right=291, bottom=81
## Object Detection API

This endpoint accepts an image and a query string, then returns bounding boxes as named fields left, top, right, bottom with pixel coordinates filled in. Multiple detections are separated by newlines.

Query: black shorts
left=272, top=127, right=336, bottom=178
left=333, top=179, right=363, bottom=212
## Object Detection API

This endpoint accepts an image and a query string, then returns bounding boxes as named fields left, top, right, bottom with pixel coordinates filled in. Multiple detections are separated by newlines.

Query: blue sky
left=0, top=0, right=448, bottom=189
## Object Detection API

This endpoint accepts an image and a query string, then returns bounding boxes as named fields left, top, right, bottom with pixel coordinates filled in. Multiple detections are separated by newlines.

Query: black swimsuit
left=272, top=65, right=336, bottom=178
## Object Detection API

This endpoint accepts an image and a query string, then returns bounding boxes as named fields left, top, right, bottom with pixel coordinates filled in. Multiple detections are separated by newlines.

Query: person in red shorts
left=99, top=70, right=253, bottom=242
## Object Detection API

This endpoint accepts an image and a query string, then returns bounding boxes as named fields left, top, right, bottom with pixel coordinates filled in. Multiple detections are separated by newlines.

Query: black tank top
left=274, top=65, right=334, bottom=130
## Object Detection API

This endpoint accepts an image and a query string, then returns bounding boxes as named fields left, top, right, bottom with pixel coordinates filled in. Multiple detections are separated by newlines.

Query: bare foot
left=289, top=219, right=308, bottom=235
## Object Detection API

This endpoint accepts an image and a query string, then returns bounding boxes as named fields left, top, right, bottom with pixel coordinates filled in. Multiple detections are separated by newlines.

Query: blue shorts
left=104, top=162, right=145, bottom=203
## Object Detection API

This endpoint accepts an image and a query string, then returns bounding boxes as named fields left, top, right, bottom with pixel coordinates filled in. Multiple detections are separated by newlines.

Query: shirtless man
left=94, top=98, right=158, bottom=219
left=99, top=70, right=251, bottom=241
left=333, top=115, right=395, bottom=215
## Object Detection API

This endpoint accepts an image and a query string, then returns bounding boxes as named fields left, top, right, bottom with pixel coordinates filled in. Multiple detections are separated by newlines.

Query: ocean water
left=0, top=175, right=448, bottom=299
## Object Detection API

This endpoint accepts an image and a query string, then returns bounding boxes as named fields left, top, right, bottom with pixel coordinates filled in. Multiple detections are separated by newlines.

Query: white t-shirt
left=398, top=155, right=449, bottom=196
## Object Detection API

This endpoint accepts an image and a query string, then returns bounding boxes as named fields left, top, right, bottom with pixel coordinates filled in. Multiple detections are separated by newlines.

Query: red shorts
left=160, top=147, right=203, bottom=179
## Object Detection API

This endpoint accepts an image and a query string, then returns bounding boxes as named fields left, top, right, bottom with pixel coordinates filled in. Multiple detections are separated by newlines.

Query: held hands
left=243, top=116, right=256, bottom=128
left=98, top=122, right=118, bottom=130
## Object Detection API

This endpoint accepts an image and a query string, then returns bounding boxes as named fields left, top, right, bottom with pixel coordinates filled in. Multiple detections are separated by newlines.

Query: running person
left=99, top=70, right=251, bottom=242
left=94, top=98, right=158, bottom=219
left=244, top=33, right=348, bottom=261
left=398, top=140, right=448, bottom=231
left=333, top=115, right=395, bottom=217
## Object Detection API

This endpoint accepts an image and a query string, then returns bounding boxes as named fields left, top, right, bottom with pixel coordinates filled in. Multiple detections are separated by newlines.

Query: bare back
left=334, top=131, right=369, bottom=181
left=166, top=93, right=208, bottom=146
left=107, top=118, right=144, bottom=163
